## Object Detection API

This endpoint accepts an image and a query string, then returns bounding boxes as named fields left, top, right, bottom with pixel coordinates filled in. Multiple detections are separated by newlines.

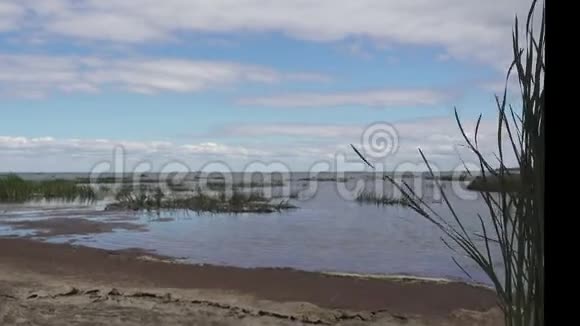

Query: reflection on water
left=0, top=177, right=503, bottom=286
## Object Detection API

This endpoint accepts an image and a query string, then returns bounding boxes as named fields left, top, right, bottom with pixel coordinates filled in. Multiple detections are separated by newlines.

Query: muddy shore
left=3, top=217, right=147, bottom=237
left=0, top=237, right=503, bottom=325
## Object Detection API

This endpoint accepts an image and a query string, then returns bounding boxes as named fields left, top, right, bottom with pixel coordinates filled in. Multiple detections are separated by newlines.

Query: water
left=0, top=174, right=503, bottom=286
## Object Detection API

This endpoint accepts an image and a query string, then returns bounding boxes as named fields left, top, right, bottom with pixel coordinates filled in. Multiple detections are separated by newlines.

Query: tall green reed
left=352, top=1, right=544, bottom=324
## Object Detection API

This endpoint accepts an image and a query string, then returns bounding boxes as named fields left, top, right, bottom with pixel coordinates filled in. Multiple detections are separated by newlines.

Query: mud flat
left=0, top=238, right=503, bottom=325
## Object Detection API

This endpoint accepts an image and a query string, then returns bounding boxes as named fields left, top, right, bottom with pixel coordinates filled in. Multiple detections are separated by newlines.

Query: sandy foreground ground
left=0, top=238, right=503, bottom=325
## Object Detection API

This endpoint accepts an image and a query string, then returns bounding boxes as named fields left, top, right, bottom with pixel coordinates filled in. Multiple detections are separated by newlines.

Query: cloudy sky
left=0, top=0, right=529, bottom=173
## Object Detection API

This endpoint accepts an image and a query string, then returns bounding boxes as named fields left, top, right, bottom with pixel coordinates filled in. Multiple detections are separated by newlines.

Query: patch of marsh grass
left=0, top=174, right=96, bottom=203
left=355, top=191, right=411, bottom=207
left=107, top=187, right=296, bottom=214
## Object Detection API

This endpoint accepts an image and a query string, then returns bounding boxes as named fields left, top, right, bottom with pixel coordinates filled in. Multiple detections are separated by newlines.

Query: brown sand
left=0, top=238, right=503, bottom=325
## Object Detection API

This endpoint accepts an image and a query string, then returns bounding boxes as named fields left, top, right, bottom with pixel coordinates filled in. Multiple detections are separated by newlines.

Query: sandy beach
left=0, top=238, right=503, bottom=325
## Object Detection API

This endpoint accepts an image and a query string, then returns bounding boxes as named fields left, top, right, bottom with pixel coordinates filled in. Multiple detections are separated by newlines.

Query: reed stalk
left=352, top=1, right=544, bottom=324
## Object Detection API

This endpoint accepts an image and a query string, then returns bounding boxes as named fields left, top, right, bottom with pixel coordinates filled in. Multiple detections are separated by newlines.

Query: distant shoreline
left=3, top=171, right=483, bottom=180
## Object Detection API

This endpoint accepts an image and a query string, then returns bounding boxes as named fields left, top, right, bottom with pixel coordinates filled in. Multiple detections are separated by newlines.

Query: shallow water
left=0, top=175, right=503, bottom=286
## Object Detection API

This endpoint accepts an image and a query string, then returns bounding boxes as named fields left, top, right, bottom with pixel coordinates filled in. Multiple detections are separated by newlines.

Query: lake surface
left=0, top=173, right=503, bottom=286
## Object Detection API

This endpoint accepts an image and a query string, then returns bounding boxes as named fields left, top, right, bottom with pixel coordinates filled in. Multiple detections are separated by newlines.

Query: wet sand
left=3, top=217, right=147, bottom=237
left=0, top=238, right=503, bottom=325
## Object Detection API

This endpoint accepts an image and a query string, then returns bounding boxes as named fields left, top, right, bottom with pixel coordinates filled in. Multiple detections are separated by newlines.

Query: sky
left=0, top=0, right=531, bottom=173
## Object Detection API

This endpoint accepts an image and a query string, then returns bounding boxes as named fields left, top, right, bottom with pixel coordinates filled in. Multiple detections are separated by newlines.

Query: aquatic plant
left=75, top=175, right=163, bottom=184
left=205, top=180, right=285, bottom=191
left=0, top=174, right=96, bottom=203
left=355, top=190, right=411, bottom=207
left=288, top=190, right=300, bottom=199
left=107, top=188, right=296, bottom=214
left=352, top=1, right=544, bottom=324
left=263, top=188, right=301, bottom=200
left=297, top=176, right=348, bottom=182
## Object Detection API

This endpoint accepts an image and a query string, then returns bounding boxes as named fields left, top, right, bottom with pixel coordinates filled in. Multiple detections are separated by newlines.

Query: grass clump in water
left=205, top=180, right=285, bottom=191
left=298, top=177, right=348, bottom=182
left=107, top=188, right=296, bottom=213
left=355, top=191, right=411, bottom=207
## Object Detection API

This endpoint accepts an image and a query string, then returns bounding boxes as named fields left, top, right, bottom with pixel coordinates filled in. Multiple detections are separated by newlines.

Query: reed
left=298, top=177, right=348, bottom=182
left=352, top=1, right=544, bottom=324
left=205, top=180, right=285, bottom=191
left=288, top=190, right=300, bottom=199
left=75, top=176, right=159, bottom=184
left=107, top=188, right=296, bottom=213
left=355, top=190, right=411, bottom=207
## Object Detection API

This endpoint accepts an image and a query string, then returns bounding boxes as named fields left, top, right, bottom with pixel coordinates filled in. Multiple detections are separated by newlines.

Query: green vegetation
left=297, top=177, right=348, bottom=182
left=75, top=176, right=158, bottom=184
left=266, top=189, right=301, bottom=199
left=355, top=191, right=411, bottom=207
left=106, top=187, right=296, bottom=213
left=74, top=177, right=286, bottom=193
left=352, top=1, right=544, bottom=324
left=205, top=180, right=285, bottom=191
left=288, top=190, right=300, bottom=199
left=0, top=174, right=96, bottom=203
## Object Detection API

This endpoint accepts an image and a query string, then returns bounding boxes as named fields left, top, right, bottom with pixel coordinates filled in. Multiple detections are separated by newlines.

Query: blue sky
left=0, top=0, right=528, bottom=172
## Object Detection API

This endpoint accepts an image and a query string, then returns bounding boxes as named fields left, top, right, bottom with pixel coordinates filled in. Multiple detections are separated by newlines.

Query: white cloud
left=214, top=116, right=518, bottom=168
left=480, top=74, right=522, bottom=95
left=0, top=2, right=24, bottom=32
left=341, top=41, right=373, bottom=59
left=218, top=118, right=495, bottom=143
left=0, top=54, right=329, bottom=98
left=437, top=54, right=453, bottom=62
left=3, top=134, right=311, bottom=161
left=181, top=142, right=253, bottom=157
left=222, top=124, right=362, bottom=138
left=285, top=73, right=333, bottom=83
left=238, top=89, right=450, bottom=108
left=0, top=136, right=173, bottom=154
left=0, top=114, right=519, bottom=171
left=47, top=13, right=169, bottom=43
left=0, top=136, right=266, bottom=159
left=4, top=0, right=534, bottom=69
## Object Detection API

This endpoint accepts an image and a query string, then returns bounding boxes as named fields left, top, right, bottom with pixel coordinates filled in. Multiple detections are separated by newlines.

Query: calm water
left=0, top=173, right=503, bottom=286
